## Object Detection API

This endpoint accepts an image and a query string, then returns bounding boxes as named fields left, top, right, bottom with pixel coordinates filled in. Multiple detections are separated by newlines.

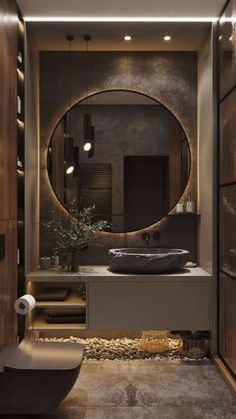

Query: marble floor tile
left=129, top=360, right=236, bottom=406
left=66, top=360, right=130, bottom=407
left=133, top=400, right=236, bottom=419
left=55, top=406, right=133, bottom=419
left=4, top=360, right=236, bottom=419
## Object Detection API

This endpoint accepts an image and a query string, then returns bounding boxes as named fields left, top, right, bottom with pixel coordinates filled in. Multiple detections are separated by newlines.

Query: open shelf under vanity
left=29, top=312, right=87, bottom=332
left=26, top=265, right=211, bottom=339
left=35, top=292, right=86, bottom=308
left=27, top=277, right=87, bottom=336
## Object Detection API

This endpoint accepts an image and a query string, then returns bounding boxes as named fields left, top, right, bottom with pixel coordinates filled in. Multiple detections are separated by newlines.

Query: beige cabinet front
left=88, top=280, right=209, bottom=331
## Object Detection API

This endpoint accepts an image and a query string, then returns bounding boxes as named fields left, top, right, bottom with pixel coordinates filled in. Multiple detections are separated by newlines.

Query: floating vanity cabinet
left=26, top=267, right=210, bottom=337
left=88, top=268, right=210, bottom=331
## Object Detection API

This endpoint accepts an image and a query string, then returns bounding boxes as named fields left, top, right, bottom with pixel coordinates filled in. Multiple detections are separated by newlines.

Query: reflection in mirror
left=48, top=90, right=190, bottom=233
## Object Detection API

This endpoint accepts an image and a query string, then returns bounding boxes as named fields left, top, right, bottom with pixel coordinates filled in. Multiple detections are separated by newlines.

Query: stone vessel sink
left=108, top=248, right=189, bottom=274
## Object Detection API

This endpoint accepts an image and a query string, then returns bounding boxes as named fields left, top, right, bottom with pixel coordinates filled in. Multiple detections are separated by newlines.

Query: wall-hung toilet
left=0, top=339, right=84, bottom=414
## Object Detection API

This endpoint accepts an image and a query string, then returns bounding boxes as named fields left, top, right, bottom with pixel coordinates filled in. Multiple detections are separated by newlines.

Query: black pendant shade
left=83, top=34, right=95, bottom=157
left=65, top=136, right=74, bottom=174
left=84, top=113, right=92, bottom=143
left=73, top=146, right=80, bottom=177
left=88, top=126, right=95, bottom=158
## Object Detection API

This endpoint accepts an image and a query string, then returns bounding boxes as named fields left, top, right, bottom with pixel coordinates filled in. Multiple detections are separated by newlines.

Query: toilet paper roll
left=14, top=294, right=36, bottom=315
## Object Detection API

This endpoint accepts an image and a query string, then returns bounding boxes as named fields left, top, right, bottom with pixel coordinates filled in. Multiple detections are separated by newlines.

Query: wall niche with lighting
left=17, top=10, right=25, bottom=298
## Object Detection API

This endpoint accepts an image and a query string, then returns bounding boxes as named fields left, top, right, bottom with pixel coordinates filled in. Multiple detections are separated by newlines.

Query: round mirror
left=48, top=90, right=191, bottom=233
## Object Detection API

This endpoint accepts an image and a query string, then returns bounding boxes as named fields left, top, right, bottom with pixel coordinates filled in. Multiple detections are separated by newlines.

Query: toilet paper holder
left=14, top=294, right=36, bottom=341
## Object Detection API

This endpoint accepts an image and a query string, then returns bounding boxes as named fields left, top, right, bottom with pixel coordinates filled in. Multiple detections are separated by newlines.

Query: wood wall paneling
left=0, top=0, right=17, bottom=221
left=0, top=220, right=17, bottom=345
left=0, top=0, right=18, bottom=345
left=24, top=29, right=40, bottom=273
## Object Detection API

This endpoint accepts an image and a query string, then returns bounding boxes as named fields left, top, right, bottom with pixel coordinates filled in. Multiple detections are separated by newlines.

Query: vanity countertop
left=26, top=265, right=211, bottom=282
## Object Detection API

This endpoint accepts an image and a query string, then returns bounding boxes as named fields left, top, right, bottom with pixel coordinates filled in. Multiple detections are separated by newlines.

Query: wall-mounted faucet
left=142, top=230, right=161, bottom=246
left=152, top=231, right=161, bottom=241
left=141, top=232, right=150, bottom=246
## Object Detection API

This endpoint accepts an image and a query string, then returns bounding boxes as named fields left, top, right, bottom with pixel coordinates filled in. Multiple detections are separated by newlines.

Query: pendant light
left=65, top=34, right=75, bottom=175
left=88, top=126, right=95, bottom=158
left=83, top=34, right=95, bottom=157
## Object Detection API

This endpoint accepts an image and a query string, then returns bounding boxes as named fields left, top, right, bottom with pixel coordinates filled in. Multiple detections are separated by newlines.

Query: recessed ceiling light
left=124, top=35, right=132, bottom=41
left=163, top=35, right=172, bottom=41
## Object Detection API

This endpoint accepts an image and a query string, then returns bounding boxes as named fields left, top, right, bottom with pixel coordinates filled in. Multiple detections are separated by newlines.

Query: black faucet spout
left=141, top=232, right=150, bottom=246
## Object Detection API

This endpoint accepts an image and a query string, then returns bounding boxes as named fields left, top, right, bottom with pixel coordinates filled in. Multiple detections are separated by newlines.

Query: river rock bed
left=38, top=337, right=209, bottom=361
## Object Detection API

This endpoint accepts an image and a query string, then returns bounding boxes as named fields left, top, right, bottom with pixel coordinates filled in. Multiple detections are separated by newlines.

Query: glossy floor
left=8, top=360, right=236, bottom=418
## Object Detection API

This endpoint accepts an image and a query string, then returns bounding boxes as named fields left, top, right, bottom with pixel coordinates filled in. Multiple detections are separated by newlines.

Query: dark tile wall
left=40, top=51, right=198, bottom=263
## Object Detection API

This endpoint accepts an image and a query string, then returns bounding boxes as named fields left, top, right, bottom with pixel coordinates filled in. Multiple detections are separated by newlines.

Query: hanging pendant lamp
left=65, top=34, right=75, bottom=175
left=83, top=34, right=95, bottom=157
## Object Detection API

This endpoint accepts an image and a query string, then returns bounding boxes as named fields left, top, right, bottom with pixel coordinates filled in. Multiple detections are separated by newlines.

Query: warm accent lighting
left=229, top=35, right=233, bottom=41
left=17, top=68, right=24, bottom=80
left=17, top=157, right=24, bottom=173
left=83, top=142, right=92, bottom=152
left=124, top=35, right=132, bottom=41
left=18, top=19, right=24, bottom=32
left=163, top=35, right=172, bottom=41
left=17, top=119, right=24, bottom=128
left=66, top=165, right=74, bottom=175
left=23, top=17, right=218, bottom=23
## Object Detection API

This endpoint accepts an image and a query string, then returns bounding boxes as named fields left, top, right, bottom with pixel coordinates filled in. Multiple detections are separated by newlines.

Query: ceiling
left=17, top=0, right=225, bottom=19
left=18, top=0, right=225, bottom=52
left=27, top=21, right=211, bottom=51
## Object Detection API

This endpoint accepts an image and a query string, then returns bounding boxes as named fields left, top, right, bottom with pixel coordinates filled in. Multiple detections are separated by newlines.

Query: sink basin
left=108, top=248, right=189, bottom=274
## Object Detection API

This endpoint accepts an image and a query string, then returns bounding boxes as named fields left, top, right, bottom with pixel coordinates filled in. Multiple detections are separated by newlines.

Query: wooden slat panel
left=0, top=220, right=17, bottom=345
left=0, top=0, right=17, bottom=221
left=80, top=188, right=111, bottom=215
left=0, top=0, right=18, bottom=345
left=80, top=164, right=112, bottom=188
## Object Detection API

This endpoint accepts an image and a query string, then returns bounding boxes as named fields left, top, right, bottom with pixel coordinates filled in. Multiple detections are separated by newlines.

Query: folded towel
left=46, top=315, right=86, bottom=324
left=36, top=288, right=70, bottom=301
left=46, top=308, right=85, bottom=317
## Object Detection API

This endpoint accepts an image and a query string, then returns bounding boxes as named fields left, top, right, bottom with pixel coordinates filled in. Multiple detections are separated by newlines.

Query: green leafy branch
left=43, top=201, right=109, bottom=252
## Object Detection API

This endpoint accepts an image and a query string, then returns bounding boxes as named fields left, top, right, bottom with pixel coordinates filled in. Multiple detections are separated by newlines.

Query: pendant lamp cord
left=66, top=34, right=74, bottom=135
left=84, top=35, right=92, bottom=117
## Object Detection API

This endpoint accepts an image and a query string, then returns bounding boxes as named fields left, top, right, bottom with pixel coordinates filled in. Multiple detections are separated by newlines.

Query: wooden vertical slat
left=0, top=0, right=18, bottom=345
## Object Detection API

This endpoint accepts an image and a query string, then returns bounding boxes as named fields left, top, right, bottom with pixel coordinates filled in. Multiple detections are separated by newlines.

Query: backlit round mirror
left=47, top=90, right=191, bottom=233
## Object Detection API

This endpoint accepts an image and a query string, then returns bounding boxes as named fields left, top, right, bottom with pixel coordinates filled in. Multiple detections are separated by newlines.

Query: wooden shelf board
left=29, top=313, right=87, bottom=331
left=36, top=292, right=86, bottom=308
